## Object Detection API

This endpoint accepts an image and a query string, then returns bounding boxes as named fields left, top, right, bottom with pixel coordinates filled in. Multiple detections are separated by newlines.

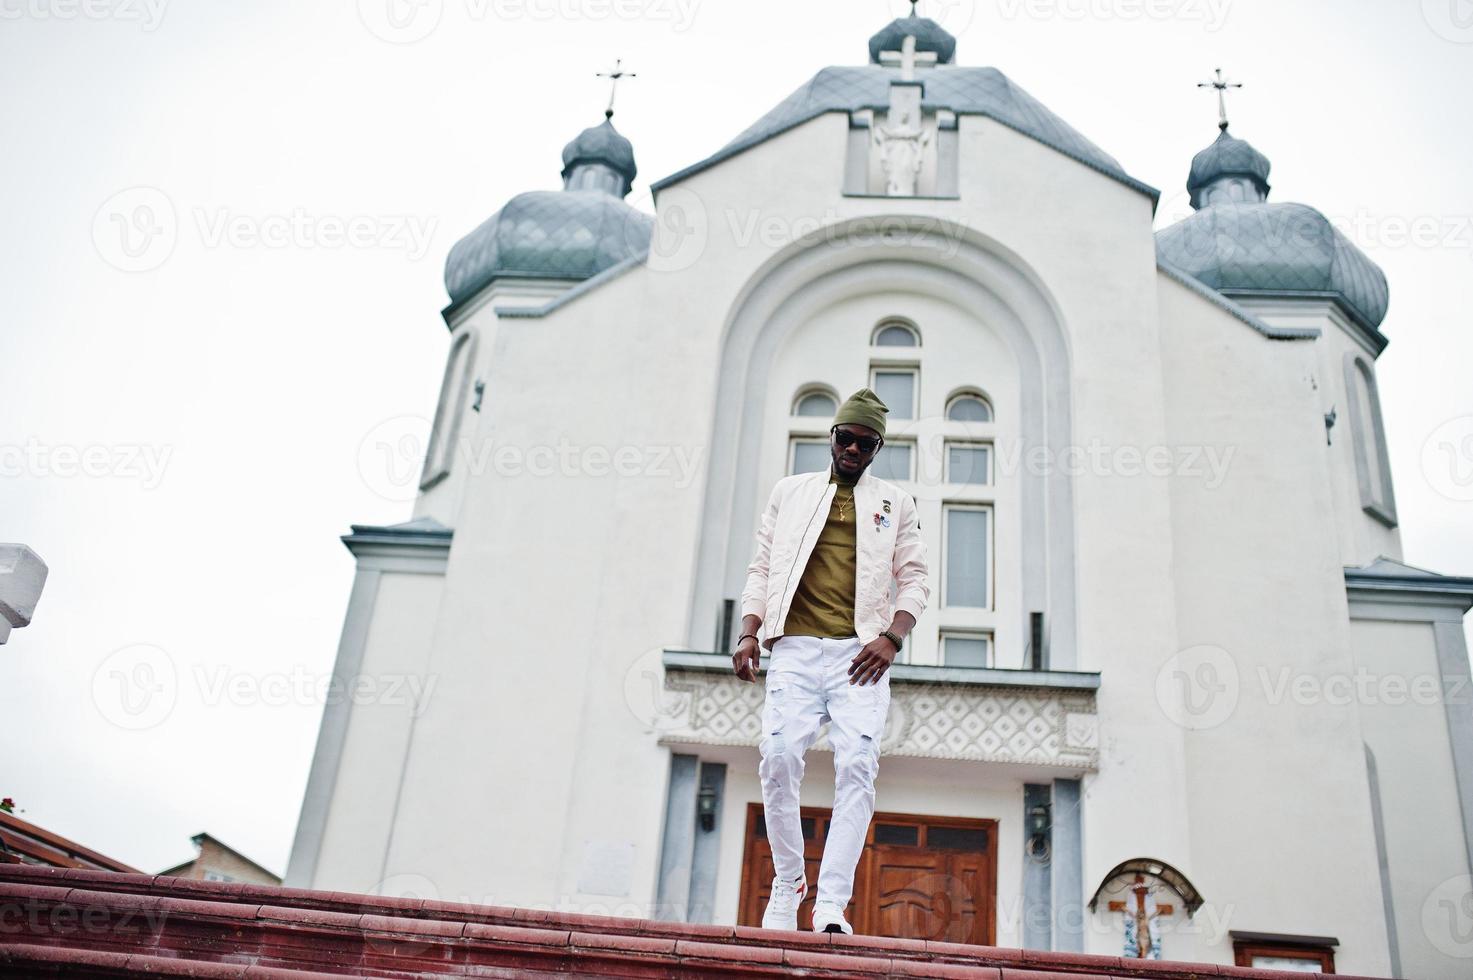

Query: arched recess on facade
left=684, top=215, right=1080, bottom=669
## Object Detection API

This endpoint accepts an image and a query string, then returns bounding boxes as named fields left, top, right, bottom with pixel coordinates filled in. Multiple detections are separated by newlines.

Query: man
left=732, top=388, right=930, bottom=935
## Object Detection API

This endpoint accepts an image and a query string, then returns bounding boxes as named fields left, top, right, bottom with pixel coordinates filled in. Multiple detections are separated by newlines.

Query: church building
left=285, top=9, right=1473, bottom=977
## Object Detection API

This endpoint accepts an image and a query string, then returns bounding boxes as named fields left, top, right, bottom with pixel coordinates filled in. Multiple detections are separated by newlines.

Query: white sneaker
left=760, top=873, right=807, bottom=931
left=811, top=899, right=853, bottom=935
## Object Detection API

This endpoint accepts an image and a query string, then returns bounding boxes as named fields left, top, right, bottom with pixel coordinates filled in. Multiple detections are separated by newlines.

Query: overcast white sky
left=2, top=0, right=1470, bottom=878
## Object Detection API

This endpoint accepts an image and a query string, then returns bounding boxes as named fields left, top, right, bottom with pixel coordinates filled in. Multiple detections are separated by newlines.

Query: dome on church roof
left=868, top=11, right=957, bottom=65
left=1187, top=128, right=1271, bottom=208
left=444, top=190, right=653, bottom=304
left=654, top=64, right=1148, bottom=196
left=1155, top=203, right=1389, bottom=330
left=561, top=118, right=638, bottom=194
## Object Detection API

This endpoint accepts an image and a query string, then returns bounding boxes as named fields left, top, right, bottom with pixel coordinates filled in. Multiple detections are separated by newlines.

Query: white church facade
left=285, top=11, right=1473, bottom=977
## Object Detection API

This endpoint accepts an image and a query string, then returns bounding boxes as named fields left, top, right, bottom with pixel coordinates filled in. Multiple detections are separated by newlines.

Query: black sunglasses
left=832, top=428, right=882, bottom=454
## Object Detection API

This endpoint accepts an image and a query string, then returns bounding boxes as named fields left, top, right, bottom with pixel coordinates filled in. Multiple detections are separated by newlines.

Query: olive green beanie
left=833, top=388, right=889, bottom=438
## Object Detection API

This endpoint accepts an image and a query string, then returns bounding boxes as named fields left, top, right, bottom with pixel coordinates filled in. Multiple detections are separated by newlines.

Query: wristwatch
left=879, top=630, right=903, bottom=653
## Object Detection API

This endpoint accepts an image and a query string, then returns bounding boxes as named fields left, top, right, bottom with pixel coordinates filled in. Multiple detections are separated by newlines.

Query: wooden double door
left=737, top=804, right=997, bottom=944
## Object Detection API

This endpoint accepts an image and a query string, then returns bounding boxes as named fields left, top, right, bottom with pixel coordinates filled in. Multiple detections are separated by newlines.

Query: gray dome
left=868, top=12, right=957, bottom=65
left=1188, top=128, right=1271, bottom=208
left=561, top=118, right=637, bottom=194
left=1155, top=203, right=1389, bottom=330
left=444, top=190, right=653, bottom=303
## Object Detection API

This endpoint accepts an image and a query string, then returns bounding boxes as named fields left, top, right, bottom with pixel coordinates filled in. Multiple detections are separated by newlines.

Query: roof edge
left=497, top=249, right=649, bottom=320
left=652, top=104, right=1159, bottom=204
left=1157, top=261, right=1321, bottom=342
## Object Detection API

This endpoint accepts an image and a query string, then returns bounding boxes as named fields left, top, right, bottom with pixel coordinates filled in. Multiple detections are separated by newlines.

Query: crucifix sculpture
left=1198, top=67, right=1243, bottom=131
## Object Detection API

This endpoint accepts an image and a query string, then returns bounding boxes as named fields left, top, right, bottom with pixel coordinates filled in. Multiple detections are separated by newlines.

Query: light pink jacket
left=740, top=467, right=930, bottom=649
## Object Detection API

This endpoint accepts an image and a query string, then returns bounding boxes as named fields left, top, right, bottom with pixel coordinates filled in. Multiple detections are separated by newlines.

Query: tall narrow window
left=1343, top=354, right=1397, bottom=527
left=872, top=368, right=916, bottom=420
left=421, top=331, right=477, bottom=490
left=943, top=505, right=992, bottom=608
left=870, top=441, right=914, bottom=482
left=946, top=443, right=992, bottom=485
left=790, top=439, right=830, bottom=475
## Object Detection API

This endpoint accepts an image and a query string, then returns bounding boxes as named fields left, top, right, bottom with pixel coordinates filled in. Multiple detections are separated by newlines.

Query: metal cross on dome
left=1197, top=67, right=1243, bottom=131
left=596, top=59, right=636, bottom=119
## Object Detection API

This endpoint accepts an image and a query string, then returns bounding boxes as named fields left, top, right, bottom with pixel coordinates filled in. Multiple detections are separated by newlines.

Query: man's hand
left=848, top=634, right=898, bottom=686
left=732, top=635, right=761, bottom=682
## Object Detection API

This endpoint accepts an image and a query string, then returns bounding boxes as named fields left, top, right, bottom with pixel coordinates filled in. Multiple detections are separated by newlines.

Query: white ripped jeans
left=757, top=635, right=892, bottom=911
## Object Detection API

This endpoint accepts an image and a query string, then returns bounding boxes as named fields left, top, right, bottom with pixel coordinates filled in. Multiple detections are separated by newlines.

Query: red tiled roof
left=0, top=811, right=140, bottom=873
left=0, top=864, right=1382, bottom=979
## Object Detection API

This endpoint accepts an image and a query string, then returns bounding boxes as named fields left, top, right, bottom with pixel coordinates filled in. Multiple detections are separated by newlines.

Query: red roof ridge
left=0, top=864, right=1387, bottom=979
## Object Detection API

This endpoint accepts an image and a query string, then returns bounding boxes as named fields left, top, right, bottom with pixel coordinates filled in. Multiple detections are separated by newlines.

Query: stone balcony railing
left=658, top=651, right=1101, bottom=773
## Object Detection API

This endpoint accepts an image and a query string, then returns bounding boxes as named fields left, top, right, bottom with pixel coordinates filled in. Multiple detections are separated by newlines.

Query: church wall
left=1349, top=616, right=1468, bottom=979
left=311, top=568, right=446, bottom=894
left=1154, top=273, right=1394, bottom=975
left=365, top=251, right=718, bottom=911
left=1232, top=298, right=1403, bottom=570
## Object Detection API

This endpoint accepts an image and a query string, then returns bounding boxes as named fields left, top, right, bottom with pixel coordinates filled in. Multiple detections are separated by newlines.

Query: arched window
left=1343, top=355, right=1397, bottom=527
left=946, top=390, right=993, bottom=422
left=421, top=330, right=477, bottom=490
left=792, top=387, right=838, bottom=417
left=872, top=320, right=920, bottom=347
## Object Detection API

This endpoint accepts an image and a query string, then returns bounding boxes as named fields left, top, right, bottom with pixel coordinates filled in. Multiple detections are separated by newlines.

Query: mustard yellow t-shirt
left=781, top=469, right=859, bottom=639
